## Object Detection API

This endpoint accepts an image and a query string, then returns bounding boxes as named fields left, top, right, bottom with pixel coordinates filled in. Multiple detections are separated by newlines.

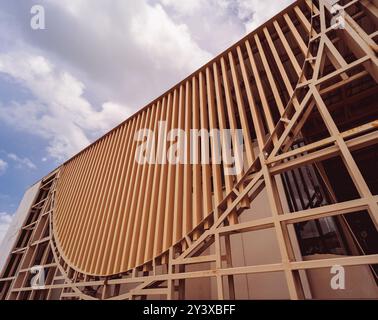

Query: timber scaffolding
left=0, top=0, right=378, bottom=300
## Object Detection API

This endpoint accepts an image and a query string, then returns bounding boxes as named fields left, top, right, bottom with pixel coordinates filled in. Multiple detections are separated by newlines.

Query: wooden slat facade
left=53, top=0, right=316, bottom=276
left=1, top=0, right=378, bottom=300
left=49, top=0, right=378, bottom=276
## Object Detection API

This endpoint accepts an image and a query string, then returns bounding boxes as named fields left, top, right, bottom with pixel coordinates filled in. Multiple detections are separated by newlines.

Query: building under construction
left=0, top=0, right=377, bottom=300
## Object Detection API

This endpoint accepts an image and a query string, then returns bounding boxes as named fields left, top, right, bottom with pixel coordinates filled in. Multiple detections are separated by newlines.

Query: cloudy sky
left=0, top=0, right=295, bottom=244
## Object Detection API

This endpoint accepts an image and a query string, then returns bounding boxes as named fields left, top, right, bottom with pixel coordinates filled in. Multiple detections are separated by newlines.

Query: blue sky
left=0, top=0, right=294, bottom=243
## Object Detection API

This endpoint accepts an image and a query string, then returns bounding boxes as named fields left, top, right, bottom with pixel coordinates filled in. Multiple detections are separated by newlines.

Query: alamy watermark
left=135, top=122, right=244, bottom=176
left=327, top=0, right=346, bottom=30
left=30, top=265, right=46, bottom=289
left=30, top=5, right=46, bottom=30
left=330, top=265, right=345, bottom=290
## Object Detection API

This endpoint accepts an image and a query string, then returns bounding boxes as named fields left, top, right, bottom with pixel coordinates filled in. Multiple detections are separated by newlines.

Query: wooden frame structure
left=1, top=0, right=377, bottom=300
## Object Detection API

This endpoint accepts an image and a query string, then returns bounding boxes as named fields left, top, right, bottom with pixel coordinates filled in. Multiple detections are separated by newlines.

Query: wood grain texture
left=54, top=0, right=314, bottom=275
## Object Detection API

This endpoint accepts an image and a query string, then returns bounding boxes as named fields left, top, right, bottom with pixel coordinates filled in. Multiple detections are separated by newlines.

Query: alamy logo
left=135, top=122, right=244, bottom=176
left=30, top=265, right=46, bottom=289
left=30, top=5, right=46, bottom=30
left=328, top=1, right=346, bottom=30
left=330, top=265, right=345, bottom=290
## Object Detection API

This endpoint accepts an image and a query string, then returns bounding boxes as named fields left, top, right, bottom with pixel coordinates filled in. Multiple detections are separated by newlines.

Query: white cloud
left=33, top=0, right=213, bottom=108
left=130, top=4, right=212, bottom=71
left=0, top=0, right=215, bottom=162
left=158, top=0, right=295, bottom=56
left=160, top=0, right=295, bottom=37
left=0, top=212, right=13, bottom=244
left=0, top=52, right=133, bottom=161
left=0, top=0, right=296, bottom=163
left=0, top=159, right=7, bottom=176
left=160, top=0, right=205, bottom=15
left=158, top=0, right=245, bottom=54
left=231, top=0, right=295, bottom=32
left=7, top=153, right=37, bottom=170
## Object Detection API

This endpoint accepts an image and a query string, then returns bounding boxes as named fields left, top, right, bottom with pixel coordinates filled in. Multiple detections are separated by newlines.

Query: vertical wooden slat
left=162, top=88, right=180, bottom=252
left=236, top=47, right=266, bottom=148
left=206, top=68, right=223, bottom=208
left=172, top=84, right=185, bottom=244
left=273, top=20, right=302, bottom=77
left=294, top=5, right=317, bottom=38
left=219, top=59, right=242, bottom=223
left=199, top=71, right=213, bottom=220
left=253, top=34, right=285, bottom=115
left=153, top=93, right=174, bottom=258
left=245, top=40, right=276, bottom=135
left=191, top=76, right=203, bottom=231
left=183, top=81, right=193, bottom=237
left=213, top=61, right=235, bottom=209
left=220, top=56, right=246, bottom=178
left=142, top=97, right=168, bottom=264
left=263, top=27, right=295, bottom=97
left=284, top=13, right=310, bottom=58
left=228, top=50, right=255, bottom=165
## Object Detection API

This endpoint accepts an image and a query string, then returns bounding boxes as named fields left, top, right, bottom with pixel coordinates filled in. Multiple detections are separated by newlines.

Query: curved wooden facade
left=54, top=0, right=316, bottom=276
left=1, top=0, right=378, bottom=300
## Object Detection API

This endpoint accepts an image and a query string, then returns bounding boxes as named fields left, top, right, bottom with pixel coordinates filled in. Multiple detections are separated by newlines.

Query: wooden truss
left=1, top=0, right=378, bottom=299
